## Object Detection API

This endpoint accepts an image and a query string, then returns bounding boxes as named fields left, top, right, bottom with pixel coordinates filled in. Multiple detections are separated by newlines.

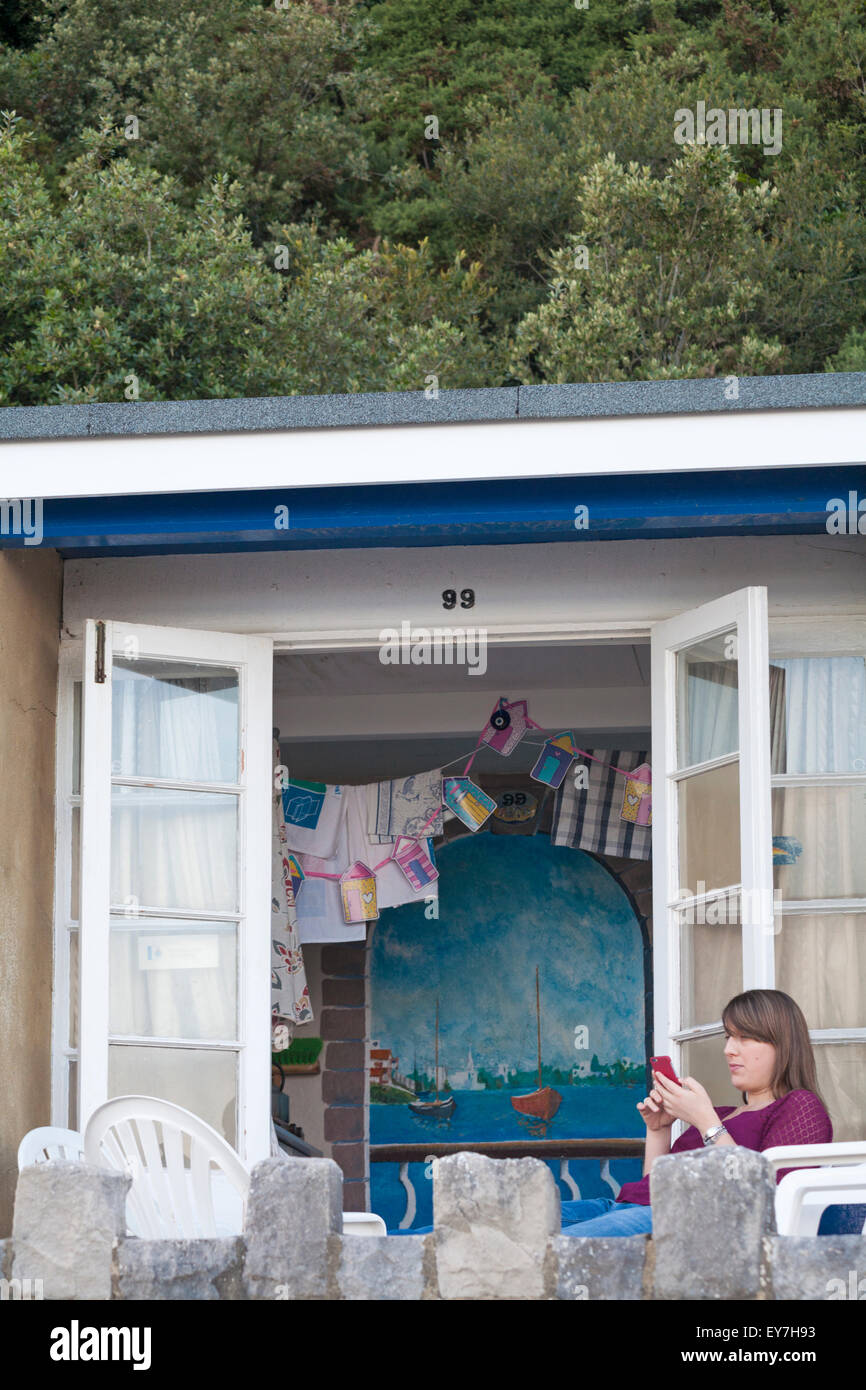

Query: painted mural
left=369, top=832, right=647, bottom=1229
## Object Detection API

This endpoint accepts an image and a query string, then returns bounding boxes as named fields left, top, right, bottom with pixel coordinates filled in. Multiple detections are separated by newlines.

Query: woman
left=560, top=989, right=832, bottom=1237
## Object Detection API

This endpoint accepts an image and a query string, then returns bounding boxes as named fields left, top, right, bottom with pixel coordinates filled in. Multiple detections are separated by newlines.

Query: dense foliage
left=1, top=0, right=864, bottom=402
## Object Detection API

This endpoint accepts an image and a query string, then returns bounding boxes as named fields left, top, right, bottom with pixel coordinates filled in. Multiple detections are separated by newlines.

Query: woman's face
left=723, top=1027, right=776, bottom=1094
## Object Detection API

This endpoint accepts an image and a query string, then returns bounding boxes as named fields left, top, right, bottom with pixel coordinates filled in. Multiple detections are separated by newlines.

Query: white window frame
left=66, top=620, right=273, bottom=1163
left=651, top=587, right=774, bottom=1073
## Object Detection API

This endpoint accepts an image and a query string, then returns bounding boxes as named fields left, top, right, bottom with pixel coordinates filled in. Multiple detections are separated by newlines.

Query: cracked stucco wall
left=0, top=548, right=62, bottom=1236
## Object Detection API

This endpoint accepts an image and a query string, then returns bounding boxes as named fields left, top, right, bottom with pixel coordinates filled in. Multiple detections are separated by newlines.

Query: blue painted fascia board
left=2, top=464, right=862, bottom=556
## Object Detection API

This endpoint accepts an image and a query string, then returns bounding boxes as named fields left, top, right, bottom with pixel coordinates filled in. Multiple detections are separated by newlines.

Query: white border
left=4, top=405, right=866, bottom=499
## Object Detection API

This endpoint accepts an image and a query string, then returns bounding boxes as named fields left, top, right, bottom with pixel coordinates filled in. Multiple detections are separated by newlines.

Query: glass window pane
left=71, top=805, right=80, bottom=920
left=770, top=656, right=866, bottom=775
left=681, top=1034, right=742, bottom=1109
left=110, top=917, right=237, bottom=1041
left=111, top=786, right=238, bottom=913
left=679, top=900, right=742, bottom=1028
left=109, top=1045, right=237, bottom=1146
left=112, top=659, right=239, bottom=783
left=772, top=785, right=866, bottom=899
left=72, top=680, right=82, bottom=795
left=678, top=760, right=741, bottom=895
left=677, top=631, right=738, bottom=767
left=68, top=1058, right=78, bottom=1130
left=813, top=1043, right=866, bottom=1143
left=69, top=928, right=79, bottom=1048
left=775, top=913, right=866, bottom=1031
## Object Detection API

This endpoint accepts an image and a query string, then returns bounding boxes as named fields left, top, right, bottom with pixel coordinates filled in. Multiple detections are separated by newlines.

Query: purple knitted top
left=617, top=1089, right=833, bottom=1206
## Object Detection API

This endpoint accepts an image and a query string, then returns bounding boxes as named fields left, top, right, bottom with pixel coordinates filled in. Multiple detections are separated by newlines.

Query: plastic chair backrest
left=83, top=1095, right=250, bottom=1239
left=342, top=1211, right=387, bottom=1237
left=776, top=1163, right=866, bottom=1237
left=17, top=1126, right=85, bottom=1169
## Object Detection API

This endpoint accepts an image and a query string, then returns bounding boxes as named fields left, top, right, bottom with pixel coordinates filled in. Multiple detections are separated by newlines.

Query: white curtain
left=770, top=656, right=866, bottom=1141
left=686, top=663, right=738, bottom=765
left=109, top=669, right=239, bottom=1043
left=771, top=657, right=866, bottom=774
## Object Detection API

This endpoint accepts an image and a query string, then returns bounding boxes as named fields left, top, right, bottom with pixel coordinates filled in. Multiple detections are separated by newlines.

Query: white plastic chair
left=342, top=1212, right=387, bottom=1237
left=17, top=1126, right=85, bottom=1169
left=84, top=1096, right=250, bottom=1239
left=764, top=1141, right=866, bottom=1236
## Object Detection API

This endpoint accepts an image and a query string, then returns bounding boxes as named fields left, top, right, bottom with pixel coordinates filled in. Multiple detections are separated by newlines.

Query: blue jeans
left=390, top=1197, right=652, bottom=1237
left=560, top=1197, right=652, bottom=1237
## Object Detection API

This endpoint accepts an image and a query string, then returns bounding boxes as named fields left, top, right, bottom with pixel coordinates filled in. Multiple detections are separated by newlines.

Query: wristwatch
left=702, top=1123, right=728, bottom=1146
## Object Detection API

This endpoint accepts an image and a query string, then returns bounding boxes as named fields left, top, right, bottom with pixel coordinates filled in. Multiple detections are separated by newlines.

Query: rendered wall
left=0, top=549, right=62, bottom=1236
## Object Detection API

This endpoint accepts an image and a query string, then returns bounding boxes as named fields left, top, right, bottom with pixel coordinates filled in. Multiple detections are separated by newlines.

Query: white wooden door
left=651, top=588, right=773, bottom=1091
left=79, top=620, right=273, bottom=1162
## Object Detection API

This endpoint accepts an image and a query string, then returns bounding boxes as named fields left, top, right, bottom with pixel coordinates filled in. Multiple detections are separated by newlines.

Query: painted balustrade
left=369, top=1138, right=644, bottom=1230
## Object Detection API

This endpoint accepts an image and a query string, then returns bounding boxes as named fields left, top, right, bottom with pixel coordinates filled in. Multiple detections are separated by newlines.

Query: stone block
left=331, top=1143, right=365, bottom=1182
left=322, top=1069, right=366, bottom=1105
left=651, top=1146, right=776, bottom=1300
left=433, top=1153, right=559, bottom=1300
left=549, top=1234, right=648, bottom=1300
left=341, top=1181, right=367, bottom=1212
left=0, top=1239, right=11, bottom=1280
left=325, top=1041, right=365, bottom=1070
left=112, top=1238, right=243, bottom=1300
left=337, top=1235, right=429, bottom=1300
left=243, top=1158, right=342, bottom=1300
left=321, top=944, right=367, bottom=978
left=319, top=1008, right=366, bottom=1041
left=323, top=1106, right=364, bottom=1142
left=322, top=978, right=366, bottom=1008
left=12, top=1161, right=130, bottom=1301
left=766, top=1236, right=866, bottom=1301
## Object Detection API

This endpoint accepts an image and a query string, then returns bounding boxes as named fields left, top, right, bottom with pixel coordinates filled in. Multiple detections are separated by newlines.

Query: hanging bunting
left=480, top=697, right=530, bottom=757
left=530, top=732, right=579, bottom=789
left=340, top=860, right=379, bottom=923
left=442, top=776, right=497, bottom=831
left=620, top=762, right=653, bottom=826
left=285, top=851, right=306, bottom=899
left=391, top=836, right=439, bottom=892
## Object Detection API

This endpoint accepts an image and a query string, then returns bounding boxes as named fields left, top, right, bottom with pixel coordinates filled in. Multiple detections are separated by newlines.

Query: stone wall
left=0, top=548, right=63, bottom=1237
left=7, top=1148, right=865, bottom=1301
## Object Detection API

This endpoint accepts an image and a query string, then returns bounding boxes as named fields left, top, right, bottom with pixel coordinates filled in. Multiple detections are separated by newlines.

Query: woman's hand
left=637, top=1084, right=675, bottom=1131
left=651, top=1071, right=718, bottom=1132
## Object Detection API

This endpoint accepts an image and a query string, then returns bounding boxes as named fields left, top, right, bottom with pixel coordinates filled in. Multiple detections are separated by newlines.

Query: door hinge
left=94, top=620, right=107, bottom=683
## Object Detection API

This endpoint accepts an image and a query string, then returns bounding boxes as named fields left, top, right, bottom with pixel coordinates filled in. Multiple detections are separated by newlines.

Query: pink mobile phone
left=650, top=1054, right=682, bottom=1086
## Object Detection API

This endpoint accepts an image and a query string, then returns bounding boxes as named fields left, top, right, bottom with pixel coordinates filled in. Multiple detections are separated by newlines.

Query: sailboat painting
left=510, top=967, right=562, bottom=1122
left=368, top=833, right=647, bottom=1228
left=407, top=999, right=456, bottom=1118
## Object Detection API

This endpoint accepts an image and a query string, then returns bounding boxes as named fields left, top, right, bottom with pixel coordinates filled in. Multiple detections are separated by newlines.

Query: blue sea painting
left=369, top=833, right=647, bottom=1229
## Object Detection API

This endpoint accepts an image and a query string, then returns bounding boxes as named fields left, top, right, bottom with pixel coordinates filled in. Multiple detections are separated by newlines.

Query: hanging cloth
left=551, top=749, right=652, bottom=861
left=272, top=748, right=314, bottom=1029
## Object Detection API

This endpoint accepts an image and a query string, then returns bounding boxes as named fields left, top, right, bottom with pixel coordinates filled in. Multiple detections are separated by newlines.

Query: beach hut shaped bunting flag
left=480, top=697, right=530, bottom=757
left=285, top=851, right=305, bottom=899
left=620, top=762, right=652, bottom=826
left=392, top=836, right=439, bottom=893
left=442, top=776, right=497, bottom=832
left=340, top=861, right=379, bottom=923
left=531, top=732, right=578, bottom=789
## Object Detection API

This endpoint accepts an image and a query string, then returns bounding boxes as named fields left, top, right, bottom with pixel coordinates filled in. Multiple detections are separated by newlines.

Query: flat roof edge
left=1, top=373, right=865, bottom=443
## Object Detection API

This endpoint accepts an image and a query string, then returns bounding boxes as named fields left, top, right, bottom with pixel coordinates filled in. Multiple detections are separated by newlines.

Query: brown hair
left=722, top=989, right=824, bottom=1104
